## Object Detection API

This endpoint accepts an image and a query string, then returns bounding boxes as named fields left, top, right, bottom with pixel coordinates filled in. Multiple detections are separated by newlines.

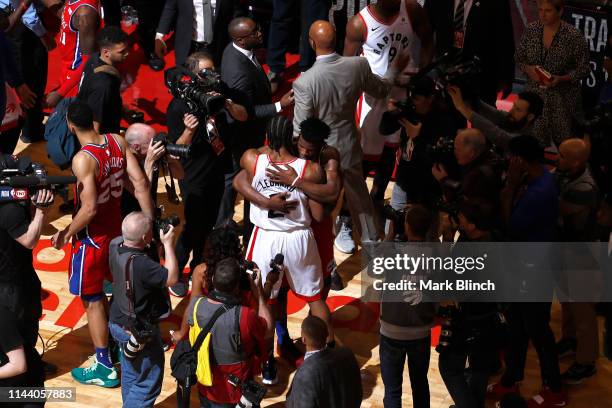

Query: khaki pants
left=561, top=302, right=599, bottom=364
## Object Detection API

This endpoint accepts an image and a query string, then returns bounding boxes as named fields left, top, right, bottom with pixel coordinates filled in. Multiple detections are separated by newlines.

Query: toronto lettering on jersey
left=374, top=32, right=411, bottom=55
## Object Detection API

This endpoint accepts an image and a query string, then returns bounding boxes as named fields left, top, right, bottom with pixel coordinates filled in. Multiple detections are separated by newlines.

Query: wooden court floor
left=14, top=140, right=612, bottom=407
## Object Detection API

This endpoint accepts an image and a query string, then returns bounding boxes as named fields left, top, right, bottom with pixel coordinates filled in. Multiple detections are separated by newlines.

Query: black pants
left=133, top=0, right=165, bottom=56
left=501, top=302, right=562, bottom=391
left=380, top=334, right=431, bottom=408
left=101, top=0, right=122, bottom=26
left=216, top=157, right=253, bottom=238
left=362, top=145, right=398, bottom=202
left=6, top=23, right=47, bottom=141
left=176, top=181, right=224, bottom=274
left=267, top=0, right=331, bottom=74
left=0, top=121, right=22, bottom=155
left=438, top=345, right=497, bottom=408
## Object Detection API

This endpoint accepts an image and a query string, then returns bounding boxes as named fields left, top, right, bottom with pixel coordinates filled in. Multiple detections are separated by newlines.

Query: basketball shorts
left=69, top=235, right=112, bottom=297
left=246, top=227, right=322, bottom=301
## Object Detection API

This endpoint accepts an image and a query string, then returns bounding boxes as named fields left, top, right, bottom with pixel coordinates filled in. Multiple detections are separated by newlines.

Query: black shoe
left=147, top=53, right=165, bottom=71
left=330, top=270, right=343, bottom=291
left=262, top=355, right=278, bottom=385
left=20, top=134, right=43, bottom=143
left=561, top=362, right=596, bottom=384
left=43, top=360, right=58, bottom=375
left=556, top=337, right=577, bottom=358
left=169, top=279, right=188, bottom=297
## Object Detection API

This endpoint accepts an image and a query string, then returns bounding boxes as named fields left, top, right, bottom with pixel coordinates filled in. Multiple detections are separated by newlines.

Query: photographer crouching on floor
left=165, top=51, right=247, bottom=298
left=108, top=211, right=179, bottom=407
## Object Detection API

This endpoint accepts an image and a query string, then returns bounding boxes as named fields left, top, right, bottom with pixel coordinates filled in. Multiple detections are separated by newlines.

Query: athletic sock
left=96, top=347, right=112, bottom=368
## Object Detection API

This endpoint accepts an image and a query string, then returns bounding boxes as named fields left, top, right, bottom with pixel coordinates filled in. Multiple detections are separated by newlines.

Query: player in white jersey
left=344, top=0, right=433, bottom=199
left=235, top=116, right=334, bottom=382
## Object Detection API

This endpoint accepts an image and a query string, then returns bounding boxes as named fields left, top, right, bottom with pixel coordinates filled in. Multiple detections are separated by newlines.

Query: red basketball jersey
left=59, top=0, right=100, bottom=71
left=74, top=134, right=125, bottom=239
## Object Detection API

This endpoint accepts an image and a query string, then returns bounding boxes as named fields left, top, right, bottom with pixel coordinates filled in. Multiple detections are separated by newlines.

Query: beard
left=504, top=117, right=528, bottom=132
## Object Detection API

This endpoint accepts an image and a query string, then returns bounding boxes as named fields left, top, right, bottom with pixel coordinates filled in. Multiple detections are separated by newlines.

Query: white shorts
left=358, top=87, right=407, bottom=159
left=246, top=226, right=323, bottom=301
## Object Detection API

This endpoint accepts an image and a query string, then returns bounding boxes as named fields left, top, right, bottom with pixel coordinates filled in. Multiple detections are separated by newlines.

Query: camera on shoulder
left=164, top=66, right=226, bottom=118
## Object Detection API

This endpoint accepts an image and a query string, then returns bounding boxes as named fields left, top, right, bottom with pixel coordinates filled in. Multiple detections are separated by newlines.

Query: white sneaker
left=334, top=217, right=356, bottom=254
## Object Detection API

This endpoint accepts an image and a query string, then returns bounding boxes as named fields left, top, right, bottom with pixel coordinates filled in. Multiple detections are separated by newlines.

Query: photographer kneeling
left=380, top=77, right=457, bottom=211
left=187, top=257, right=273, bottom=407
left=432, top=128, right=502, bottom=208
left=166, top=51, right=247, bottom=298
left=447, top=85, right=544, bottom=153
left=108, top=212, right=179, bottom=407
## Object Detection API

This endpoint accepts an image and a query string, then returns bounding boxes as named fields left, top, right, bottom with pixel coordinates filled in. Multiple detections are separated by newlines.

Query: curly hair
left=201, top=226, right=243, bottom=290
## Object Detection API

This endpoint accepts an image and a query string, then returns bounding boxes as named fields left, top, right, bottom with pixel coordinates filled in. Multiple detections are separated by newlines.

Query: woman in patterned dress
left=515, top=0, right=590, bottom=146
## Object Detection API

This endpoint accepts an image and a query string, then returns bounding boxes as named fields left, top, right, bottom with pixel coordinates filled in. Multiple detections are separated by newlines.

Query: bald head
left=125, top=123, right=156, bottom=158
left=558, top=138, right=590, bottom=173
left=228, top=17, right=262, bottom=50
left=122, top=212, right=152, bottom=245
left=309, top=20, right=336, bottom=55
left=454, top=129, right=486, bottom=165
left=228, top=17, right=253, bottom=39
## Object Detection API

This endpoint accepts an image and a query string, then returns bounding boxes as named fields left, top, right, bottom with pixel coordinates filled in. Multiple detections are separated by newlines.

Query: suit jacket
left=286, top=347, right=362, bottom=408
left=424, top=0, right=515, bottom=101
left=221, top=42, right=276, bottom=159
left=292, top=54, right=394, bottom=169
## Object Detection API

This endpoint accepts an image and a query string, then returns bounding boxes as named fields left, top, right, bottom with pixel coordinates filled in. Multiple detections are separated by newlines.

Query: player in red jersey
left=52, top=101, right=153, bottom=387
left=45, top=0, right=100, bottom=108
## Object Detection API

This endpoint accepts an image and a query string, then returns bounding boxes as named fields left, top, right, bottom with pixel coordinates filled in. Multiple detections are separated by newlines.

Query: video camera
left=389, top=50, right=482, bottom=125
left=164, top=66, right=226, bottom=117
left=228, top=374, right=267, bottom=408
left=152, top=133, right=192, bottom=159
left=0, top=155, right=75, bottom=205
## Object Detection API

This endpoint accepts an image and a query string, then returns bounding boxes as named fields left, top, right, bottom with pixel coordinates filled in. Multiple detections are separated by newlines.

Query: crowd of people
left=1, top=0, right=612, bottom=408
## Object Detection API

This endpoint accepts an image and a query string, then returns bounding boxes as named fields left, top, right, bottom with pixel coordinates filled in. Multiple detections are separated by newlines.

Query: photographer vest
left=109, top=236, right=141, bottom=321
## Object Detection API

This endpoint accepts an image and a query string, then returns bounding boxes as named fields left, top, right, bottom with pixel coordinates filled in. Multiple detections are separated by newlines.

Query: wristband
left=291, top=176, right=301, bottom=187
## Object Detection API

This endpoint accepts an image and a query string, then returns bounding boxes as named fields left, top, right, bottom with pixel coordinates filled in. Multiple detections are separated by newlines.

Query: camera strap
left=124, top=253, right=143, bottom=320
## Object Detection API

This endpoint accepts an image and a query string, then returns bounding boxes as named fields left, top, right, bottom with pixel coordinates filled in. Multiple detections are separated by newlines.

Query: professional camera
left=426, top=137, right=456, bottom=168
left=238, top=259, right=257, bottom=290
left=124, top=317, right=156, bottom=359
left=228, top=374, right=267, bottom=408
left=386, top=99, right=422, bottom=125
left=164, top=66, right=226, bottom=117
left=152, top=133, right=192, bottom=159
left=0, top=155, right=75, bottom=205
left=154, top=214, right=180, bottom=234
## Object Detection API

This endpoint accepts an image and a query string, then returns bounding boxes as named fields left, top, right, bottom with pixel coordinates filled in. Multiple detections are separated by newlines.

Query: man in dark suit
left=286, top=316, right=362, bottom=408
left=217, top=17, right=294, bottom=229
left=424, top=0, right=515, bottom=105
left=155, top=0, right=247, bottom=67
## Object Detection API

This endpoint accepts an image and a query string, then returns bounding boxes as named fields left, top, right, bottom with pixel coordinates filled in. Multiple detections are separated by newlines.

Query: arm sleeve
left=568, top=30, right=591, bottom=82
left=471, top=111, right=514, bottom=152
left=292, top=79, right=314, bottom=138
left=21, top=4, right=46, bottom=37
left=166, top=99, right=186, bottom=141
left=286, top=367, right=318, bottom=408
left=138, top=257, right=169, bottom=290
left=156, top=0, right=178, bottom=34
left=83, top=78, right=112, bottom=124
left=510, top=190, right=544, bottom=235
left=361, top=58, right=393, bottom=99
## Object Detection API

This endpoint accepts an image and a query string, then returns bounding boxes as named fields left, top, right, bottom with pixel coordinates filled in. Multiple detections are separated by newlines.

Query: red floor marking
left=34, top=239, right=70, bottom=273
left=54, top=296, right=86, bottom=329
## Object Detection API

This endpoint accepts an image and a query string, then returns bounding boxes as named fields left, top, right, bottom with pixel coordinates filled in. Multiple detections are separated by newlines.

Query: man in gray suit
left=293, top=20, right=407, bottom=246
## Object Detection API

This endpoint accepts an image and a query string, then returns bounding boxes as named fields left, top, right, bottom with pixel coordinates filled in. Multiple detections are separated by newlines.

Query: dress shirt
left=304, top=348, right=323, bottom=361
left=193, top=0, right=213, bottom=43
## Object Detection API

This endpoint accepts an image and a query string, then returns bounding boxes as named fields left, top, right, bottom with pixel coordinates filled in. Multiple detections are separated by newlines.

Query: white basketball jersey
left=358, top=4, right=418, bottom=76
left=249, top=154, right=311, bottom=231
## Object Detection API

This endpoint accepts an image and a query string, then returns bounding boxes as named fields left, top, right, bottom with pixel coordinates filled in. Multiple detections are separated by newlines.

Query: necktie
left=454, top=0, right=466, bottom=32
